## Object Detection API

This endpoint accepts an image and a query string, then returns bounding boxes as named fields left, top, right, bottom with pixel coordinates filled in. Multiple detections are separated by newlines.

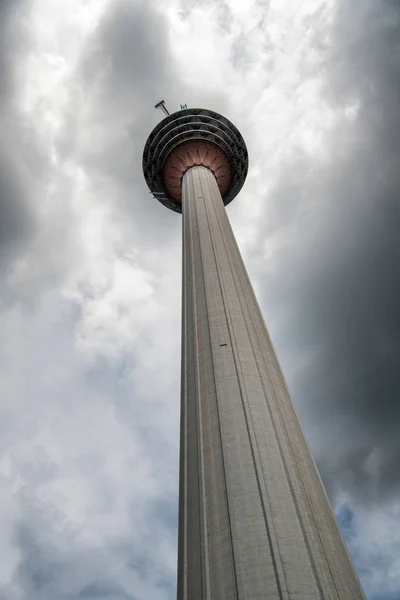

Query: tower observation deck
left=143, top=108, right=365, bottom=600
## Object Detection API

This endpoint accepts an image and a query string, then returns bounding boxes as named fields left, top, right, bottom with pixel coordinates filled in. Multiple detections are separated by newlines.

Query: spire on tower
left=155, top=100, right=170, bottom=116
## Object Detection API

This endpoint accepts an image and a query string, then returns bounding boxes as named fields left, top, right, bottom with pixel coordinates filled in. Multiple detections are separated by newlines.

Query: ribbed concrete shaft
left=177, top=165, right=365, bottom=600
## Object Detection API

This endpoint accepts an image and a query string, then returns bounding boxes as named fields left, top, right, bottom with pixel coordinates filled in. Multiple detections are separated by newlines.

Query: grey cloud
left=3, top=0, right=186, bottom=302
left=0, top=0, right=69, bottom=305
left=11, top=518, right=117, bottom=600
left=56, top=0, right=185, bottom=248
left=0, top=0, right=38, bottom=260
left=0, top=299, right=178, bottom=600
left=8, top=495, right=175, bottom=600
left=0, top=151, right=34, bottom=260
left=254, top=0, right=400, bottom=506
left=0, top=0, right=31, bottom=102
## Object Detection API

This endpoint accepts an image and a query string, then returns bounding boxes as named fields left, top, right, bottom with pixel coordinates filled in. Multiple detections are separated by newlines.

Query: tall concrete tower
left=143, top=108, right=365, bottom=600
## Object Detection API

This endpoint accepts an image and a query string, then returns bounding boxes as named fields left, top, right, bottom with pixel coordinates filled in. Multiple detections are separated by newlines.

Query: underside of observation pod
left=142, top=108, right=248, bottom=213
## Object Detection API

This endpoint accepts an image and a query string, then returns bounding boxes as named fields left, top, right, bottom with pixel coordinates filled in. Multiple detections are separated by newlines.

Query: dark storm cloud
left=256, top=0, right=400, bottom=506
left=0, top=0, right=41, bottom=262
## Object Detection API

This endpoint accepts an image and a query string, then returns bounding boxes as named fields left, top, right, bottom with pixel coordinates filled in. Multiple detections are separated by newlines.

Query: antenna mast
left=155, top=100, right=170, bottom=116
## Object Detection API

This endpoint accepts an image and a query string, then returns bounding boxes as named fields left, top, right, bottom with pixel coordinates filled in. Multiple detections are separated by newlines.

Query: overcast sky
left=0, top=0, right=399, bottom=599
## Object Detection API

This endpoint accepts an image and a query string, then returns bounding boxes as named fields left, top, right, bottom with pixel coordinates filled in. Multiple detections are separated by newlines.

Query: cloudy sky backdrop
left=1, top=0, right=399, bottom=598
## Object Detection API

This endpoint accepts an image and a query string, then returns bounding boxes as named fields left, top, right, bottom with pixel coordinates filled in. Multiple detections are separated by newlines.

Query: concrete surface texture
left=177, top=165, right=366, bottom=600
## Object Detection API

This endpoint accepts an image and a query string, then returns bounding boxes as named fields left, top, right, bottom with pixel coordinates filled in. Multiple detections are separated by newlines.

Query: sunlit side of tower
left=143, top=107, right=365, bottom=600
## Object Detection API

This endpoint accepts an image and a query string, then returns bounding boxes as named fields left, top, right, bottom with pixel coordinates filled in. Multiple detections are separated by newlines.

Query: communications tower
left=143, top=108, right=365, bottom=599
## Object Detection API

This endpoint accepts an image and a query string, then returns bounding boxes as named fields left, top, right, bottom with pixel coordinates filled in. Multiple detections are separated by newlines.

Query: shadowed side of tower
left=143, top=109, right=365, bottom=600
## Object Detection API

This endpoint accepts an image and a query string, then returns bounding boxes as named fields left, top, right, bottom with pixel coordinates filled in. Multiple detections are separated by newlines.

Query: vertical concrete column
left=177, top=165, right=365, bottom=600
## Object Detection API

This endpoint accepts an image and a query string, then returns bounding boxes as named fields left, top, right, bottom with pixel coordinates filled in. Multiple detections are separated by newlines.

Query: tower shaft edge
left=178, top=165, right=365, bottom=600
